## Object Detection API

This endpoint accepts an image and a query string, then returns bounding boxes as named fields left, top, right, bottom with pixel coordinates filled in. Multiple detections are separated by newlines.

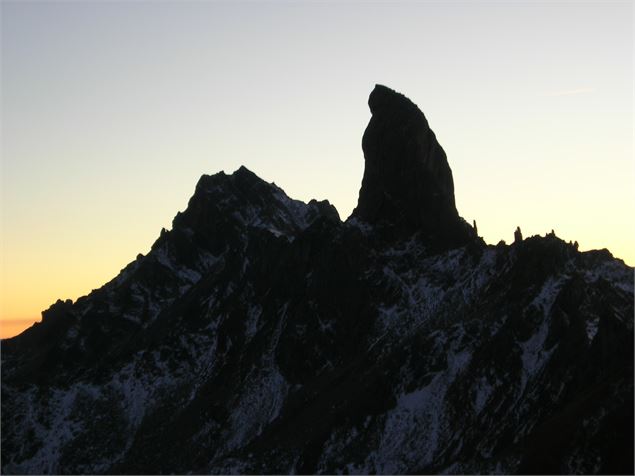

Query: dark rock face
left=1, top=86, right=633, bottom=475
left=352, top=84, right=474, bottom=247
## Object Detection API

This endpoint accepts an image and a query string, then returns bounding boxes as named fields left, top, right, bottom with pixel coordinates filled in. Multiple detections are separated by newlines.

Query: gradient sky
left=1, top=1, right=633, bottom=338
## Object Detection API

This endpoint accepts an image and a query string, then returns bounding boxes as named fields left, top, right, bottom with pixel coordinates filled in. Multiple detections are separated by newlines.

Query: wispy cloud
left=541, top=87, right=595, bottom=97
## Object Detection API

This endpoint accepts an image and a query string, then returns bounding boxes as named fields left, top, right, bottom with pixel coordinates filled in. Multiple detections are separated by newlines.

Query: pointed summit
left=352, top=84, right=473, bottom=246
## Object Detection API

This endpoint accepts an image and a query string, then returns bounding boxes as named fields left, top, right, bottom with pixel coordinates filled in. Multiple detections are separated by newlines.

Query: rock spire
left=352, top=84, right=473, bottom=246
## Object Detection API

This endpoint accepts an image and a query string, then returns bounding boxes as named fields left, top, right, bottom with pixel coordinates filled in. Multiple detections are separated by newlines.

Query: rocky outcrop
left=352, top=84, right=474, bottom=247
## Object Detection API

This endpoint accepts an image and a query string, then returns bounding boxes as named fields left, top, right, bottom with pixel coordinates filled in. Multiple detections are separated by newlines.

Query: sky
left=1, top=0, right=633, bottom=338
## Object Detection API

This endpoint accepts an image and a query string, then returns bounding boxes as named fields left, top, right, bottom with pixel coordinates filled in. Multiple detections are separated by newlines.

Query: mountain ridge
left=2, top=85, right=632, bottom=475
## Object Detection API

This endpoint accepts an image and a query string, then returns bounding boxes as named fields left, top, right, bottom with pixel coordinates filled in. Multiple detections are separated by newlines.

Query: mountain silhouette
left=2, top=85, right=632, bottom=475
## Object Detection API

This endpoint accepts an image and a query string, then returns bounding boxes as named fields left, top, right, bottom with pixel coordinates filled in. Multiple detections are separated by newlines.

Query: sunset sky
left=1, top=1, right=633, bottom=338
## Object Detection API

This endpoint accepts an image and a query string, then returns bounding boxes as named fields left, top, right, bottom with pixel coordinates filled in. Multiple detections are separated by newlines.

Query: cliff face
left=1, top=86, right=632, bottom=475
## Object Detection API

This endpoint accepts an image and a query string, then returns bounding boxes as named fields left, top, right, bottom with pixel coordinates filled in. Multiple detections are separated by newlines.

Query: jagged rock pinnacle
left=352, top=84, right=473, bottom=246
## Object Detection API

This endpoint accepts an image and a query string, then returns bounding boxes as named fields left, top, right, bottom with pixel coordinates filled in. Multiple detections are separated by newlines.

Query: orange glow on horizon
left=1, top=319, right=38, bottom=340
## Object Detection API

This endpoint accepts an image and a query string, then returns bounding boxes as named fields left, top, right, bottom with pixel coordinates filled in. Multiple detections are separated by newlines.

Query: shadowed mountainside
left=2, top=85, right=633, bottom=475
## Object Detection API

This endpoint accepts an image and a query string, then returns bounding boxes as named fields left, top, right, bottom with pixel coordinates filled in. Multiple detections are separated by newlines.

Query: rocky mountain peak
left=2, top=86, right=632, bottom=476
left=367, top=84, right=421, bottom=115
left=173, top=166, right=338, bottom=239
left=352, top=84, right=474, bottom=247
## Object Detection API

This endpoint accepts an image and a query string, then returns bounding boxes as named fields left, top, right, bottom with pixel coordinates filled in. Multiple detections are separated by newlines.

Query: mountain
left=2, top=85, right=633, bottom=475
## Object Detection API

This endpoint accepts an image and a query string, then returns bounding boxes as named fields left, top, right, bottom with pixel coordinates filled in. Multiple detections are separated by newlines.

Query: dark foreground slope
left=2, top=85, right=633, bottom=475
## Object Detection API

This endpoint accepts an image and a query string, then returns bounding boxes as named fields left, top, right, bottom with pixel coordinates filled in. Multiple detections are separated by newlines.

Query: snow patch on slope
left=473, top=377, right=495, bottom=414
left=517, top=276, right=566, bottom=398
left=584, top=260, right=634, bottom=295
left=531, top=275, right=566, bottom=317
left=363, top=328, right=472, bottom=473
left=224, top=366, right=289, bottom=452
